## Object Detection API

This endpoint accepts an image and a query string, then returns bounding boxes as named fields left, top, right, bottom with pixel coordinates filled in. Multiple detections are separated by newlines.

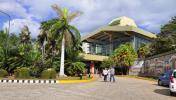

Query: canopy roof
left=82, top=16, right=156, bottom=42
left=109, top=16, right=137, bottom=27
left=82, top=25, right=156, bottom=42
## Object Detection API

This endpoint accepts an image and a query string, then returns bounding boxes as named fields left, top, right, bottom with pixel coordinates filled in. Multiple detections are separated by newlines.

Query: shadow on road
left=152, top=84, right=169, bottom=87
left=154, top=89, right=170, bottom=96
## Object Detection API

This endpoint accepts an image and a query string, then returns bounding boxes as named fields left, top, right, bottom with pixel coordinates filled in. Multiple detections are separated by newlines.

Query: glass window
left=174, top=72, right=176, bottom=78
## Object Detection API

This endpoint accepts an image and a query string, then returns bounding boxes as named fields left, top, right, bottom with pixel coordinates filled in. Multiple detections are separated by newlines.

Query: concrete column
left=109, top=33, right=113, bottom=55
left=90, top=61, right=95, bottom=77
left=133, top=35, right=136, bottom=51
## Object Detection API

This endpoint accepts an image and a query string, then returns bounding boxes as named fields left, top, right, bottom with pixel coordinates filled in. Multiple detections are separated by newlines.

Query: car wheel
left=158, top=80, right=162, bottom=86
left=170, top=91, right=174, bottom=96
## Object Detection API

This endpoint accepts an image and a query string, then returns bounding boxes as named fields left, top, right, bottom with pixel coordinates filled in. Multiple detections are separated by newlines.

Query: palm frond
left=68, top=25, right=81, bottom=40
left=64, top=30, right=73, bottom=48
left=68, top=11, right=82, bottom=22
left=49, top=21, right=63, bottom=37
left=51, top=4, right=64, bottom=18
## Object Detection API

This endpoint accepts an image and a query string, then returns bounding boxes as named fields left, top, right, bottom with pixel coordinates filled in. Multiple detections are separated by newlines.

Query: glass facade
left=134, top=36, right=150, bottom=51
left=83, top=35, right=151, bottom=56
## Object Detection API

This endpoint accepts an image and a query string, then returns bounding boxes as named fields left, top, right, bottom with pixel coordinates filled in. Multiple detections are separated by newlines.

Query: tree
left=150, top=16, right=176, bottom=55
left=19, top=25, right=31, bottom=45
left=150, top=37, right=173, bottom=55
left=0, top=30, right=9, bottom=71
left=112, top=43, right=137, bottom=75
left=50, top=4, right=82, bottom=76
left=100, top=58, right=114, bottom=69
left=66, top=62, right=86, bottom=76
left=38, top=29, right=47, bottom=63
left=137, top=44, right=150, bottom=59
left=0, top=30, right=21, bottom=73
left=18, top=26, right=33, bottom=67
left=160, top=16, right=176, bottom=37
left=38, top=19, right=60, bottom=62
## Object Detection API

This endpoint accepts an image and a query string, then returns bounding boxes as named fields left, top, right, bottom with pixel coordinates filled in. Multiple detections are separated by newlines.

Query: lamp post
left=0, top=10, right=11, bottom=60
left=0, top=10, right=11, bottom=35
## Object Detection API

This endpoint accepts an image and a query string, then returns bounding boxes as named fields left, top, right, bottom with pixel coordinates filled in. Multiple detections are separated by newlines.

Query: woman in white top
left=103, top=68, right=108, bottom=82
left=107, top=68, right=111, bottom=81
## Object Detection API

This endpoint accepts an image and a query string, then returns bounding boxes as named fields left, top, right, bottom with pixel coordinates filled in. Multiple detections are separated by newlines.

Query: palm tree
left=39, top=19, right=61, bottom=63
left=51, top=4, right=81, bottom=76
left=38, top=29, right=47, bottom=63
left=19, top=25, right=32, bottom=67
left=19, top=25, right=31, bottom=45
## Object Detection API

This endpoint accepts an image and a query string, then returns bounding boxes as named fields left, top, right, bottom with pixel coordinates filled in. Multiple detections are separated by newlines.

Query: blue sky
left=0, top=0, right=176, bottom=37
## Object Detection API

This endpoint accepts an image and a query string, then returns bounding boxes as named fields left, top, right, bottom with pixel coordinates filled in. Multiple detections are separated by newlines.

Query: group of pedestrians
left=102, top=67, right=115, bottom=82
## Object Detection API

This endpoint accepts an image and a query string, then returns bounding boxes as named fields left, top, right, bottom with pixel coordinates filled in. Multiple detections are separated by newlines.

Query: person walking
left=107, top=68, right=111, bottom=81
left=110, top=67, right=115, bottom=82
left=98, top=69, right=102, bottom=78
left=103, top=68, right=108, bottom=82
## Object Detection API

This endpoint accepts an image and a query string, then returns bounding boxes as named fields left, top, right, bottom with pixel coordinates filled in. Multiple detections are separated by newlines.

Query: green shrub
left=29, top=66, right=41, bottom=78
left=0, top=69, right=8, bottom=77
left=41, top=68, right=57, bottom=79
left=14, top=67, right=30, bottom=79
left=66, top=62, right=86, bottom=76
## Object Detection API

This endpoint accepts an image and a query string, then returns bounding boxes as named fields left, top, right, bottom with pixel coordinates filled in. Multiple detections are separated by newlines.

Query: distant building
left=80, top=16, right=156, bottom=75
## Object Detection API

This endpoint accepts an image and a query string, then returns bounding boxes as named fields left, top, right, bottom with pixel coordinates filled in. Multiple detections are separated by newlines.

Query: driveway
left=0, top=77, right=175, bottom=100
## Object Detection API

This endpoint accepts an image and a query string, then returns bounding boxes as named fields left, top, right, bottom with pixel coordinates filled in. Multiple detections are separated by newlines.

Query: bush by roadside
left=14, top=67, right=30, bottom=79
left=66, top=62, right=86, bottom=76
left=0, top=69, right=8, bottom=78
left=41, top=68, right=56, bottom=79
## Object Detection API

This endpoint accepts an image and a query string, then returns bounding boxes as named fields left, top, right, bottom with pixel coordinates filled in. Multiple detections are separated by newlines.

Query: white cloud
left=62, top=0, right=176, bottom=34
left=0, top=0, right=31, bottom=19
left=3, top=19, right=40, bottom=37
left=17, top=0, right=57, bottom=20
left=1, top=0, right=176, bottom=36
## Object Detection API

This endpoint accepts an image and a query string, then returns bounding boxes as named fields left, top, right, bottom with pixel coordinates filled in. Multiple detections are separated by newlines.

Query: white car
left=170, top=69, right=176, bottom=96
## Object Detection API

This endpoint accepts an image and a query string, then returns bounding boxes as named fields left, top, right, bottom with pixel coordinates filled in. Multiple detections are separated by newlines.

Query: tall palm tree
left=19, top=25, right=31, bottom=45
left=19, top=25, right=32, bottom=67
left=51, top=4, right=81, bottom=76
left=39, top=19, right=61, bottom=63
left=38, top=29, right=47, bottom=63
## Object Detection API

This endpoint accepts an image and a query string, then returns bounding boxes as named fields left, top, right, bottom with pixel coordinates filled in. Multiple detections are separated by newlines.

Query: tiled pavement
left=0, top=77, right=175, bottom=100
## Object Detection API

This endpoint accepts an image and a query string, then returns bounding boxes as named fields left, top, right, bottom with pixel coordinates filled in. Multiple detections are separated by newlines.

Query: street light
left=0, top=10, right=11, bottom=35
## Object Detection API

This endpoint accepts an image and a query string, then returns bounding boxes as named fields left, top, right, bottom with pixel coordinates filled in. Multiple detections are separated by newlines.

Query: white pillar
left=59, top=37, right=65, bottom=76
left=133, top=35, right=136, bottom=51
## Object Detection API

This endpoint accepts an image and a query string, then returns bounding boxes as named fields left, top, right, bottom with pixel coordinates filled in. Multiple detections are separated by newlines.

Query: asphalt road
left=0, top=77, right=175, bottom=100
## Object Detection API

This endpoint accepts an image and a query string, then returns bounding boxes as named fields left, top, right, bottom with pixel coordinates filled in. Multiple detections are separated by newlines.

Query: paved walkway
left=0, top=77, right=175, bottom=100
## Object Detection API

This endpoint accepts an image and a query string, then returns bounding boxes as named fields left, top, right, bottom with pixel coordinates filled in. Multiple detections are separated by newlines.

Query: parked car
left=170, top=69, right=176, bottom=96
left=158, top=70, right=173, bottom=86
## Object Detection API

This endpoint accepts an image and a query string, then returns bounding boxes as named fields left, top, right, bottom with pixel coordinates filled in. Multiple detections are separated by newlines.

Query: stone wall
left=141, top=51, right=176, bottom=77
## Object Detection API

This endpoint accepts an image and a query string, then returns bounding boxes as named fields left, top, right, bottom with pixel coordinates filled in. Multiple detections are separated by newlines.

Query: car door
left=165, top=72, right=170, bottom=85
left=162, top=73, right=168, bottom=85
left=173, top=71, right=176, bottom=86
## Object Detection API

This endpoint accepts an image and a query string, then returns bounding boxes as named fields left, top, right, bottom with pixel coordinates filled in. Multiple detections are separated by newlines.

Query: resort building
left=80, top=16, right=156, bottom=75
